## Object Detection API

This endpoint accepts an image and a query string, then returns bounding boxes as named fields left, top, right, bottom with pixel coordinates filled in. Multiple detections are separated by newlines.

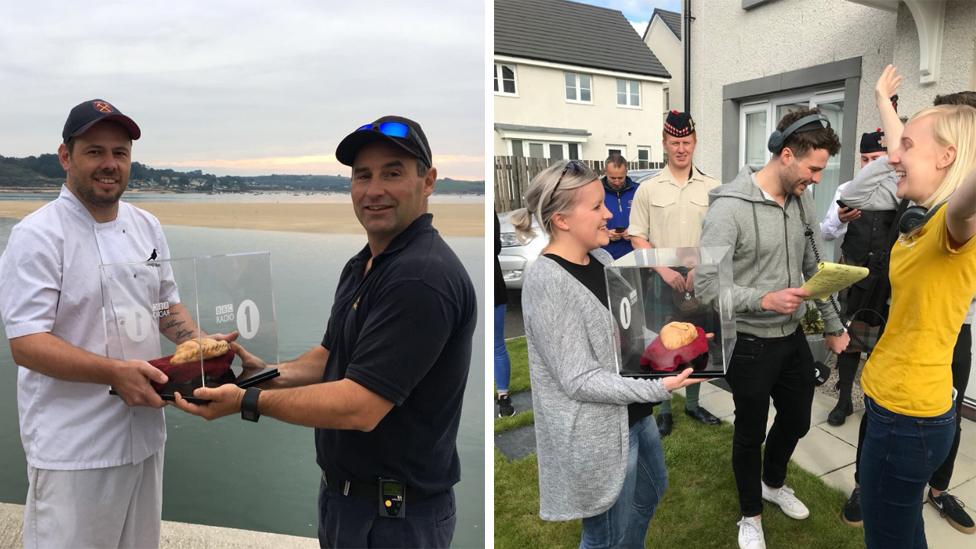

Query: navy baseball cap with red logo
left=62, top=99, right=141, bottom=142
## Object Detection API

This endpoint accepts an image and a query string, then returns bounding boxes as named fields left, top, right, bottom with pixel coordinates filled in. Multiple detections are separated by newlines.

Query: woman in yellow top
left=859, top=103, right=976, bottom=548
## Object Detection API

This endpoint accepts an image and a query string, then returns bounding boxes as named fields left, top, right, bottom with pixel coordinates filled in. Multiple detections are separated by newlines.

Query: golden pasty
left=659, top=322, right=698, bottom=350
left=171, top=337, right=229, bottom=364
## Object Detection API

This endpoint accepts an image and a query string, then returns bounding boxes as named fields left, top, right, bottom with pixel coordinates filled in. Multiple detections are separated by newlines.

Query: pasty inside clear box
left=604, top=246, right=736, bottom=378
left=99, top=252, right=280, bottom=402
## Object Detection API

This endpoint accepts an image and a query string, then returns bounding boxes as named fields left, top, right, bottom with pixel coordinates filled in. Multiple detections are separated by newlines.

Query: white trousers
left=23, top=449, right=164, bottom=549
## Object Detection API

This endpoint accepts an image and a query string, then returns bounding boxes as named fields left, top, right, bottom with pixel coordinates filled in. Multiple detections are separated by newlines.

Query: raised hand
left=875, top=64, right=902, bottom=105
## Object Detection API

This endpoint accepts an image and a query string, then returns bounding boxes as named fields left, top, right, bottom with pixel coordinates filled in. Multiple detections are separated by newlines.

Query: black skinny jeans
left=727, top=328, right=815, bottom=517
left=853, top=324, right=972, bottom=489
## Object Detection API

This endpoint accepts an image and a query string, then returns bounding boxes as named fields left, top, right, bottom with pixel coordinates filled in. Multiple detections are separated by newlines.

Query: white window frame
left=494, top=63, right=518, bottom=96
left=738, top=100, right=771, bottom=171
left=564, top=72, right=593, bottom=104
left=616, top=79, right=641, bottom=109
left=738, top=88, right=844, bottom=170
left=663, top=87, right=670, bottom=114
left=518, top=140, right=570, bottom=160
left=606, top=144, right=627, bottom=159
left=636, top=146, right=652, bottom=168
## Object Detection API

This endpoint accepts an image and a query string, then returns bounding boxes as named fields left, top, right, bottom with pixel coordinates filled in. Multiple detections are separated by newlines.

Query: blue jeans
left=494, top=304, right=511, bottom=393
left=860, top=396, right=955, bottom=549
left=580, top=416, right=668, bottom=548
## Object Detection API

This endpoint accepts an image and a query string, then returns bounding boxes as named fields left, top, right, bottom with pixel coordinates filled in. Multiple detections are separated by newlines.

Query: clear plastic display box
left=605, top=246, right=736, bottom=378
left=100, top=252, right=279, bottom=403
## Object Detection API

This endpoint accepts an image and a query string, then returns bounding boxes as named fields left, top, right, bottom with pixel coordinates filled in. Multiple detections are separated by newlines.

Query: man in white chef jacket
left=0, top=99, right=200, bottom=548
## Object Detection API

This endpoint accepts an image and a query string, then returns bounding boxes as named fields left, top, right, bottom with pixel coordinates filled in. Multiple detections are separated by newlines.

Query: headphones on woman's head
left=767, top=114, right=832, bottom=155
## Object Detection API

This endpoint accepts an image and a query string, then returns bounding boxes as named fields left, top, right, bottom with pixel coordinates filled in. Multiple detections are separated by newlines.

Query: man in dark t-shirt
left=175, top=116, right=476, bottom=548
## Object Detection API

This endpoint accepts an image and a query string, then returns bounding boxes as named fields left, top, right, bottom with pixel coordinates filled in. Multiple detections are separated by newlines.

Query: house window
left=494, top=64, right=517, bottom=95
left=738, top=88, right=847, bottom=257
left=637, top=147, right=651, bottom=169
left=740, top=103, right=768, bottom=171
left=565, top=72, right=592, bottom=103
left=663, top=88, right=670, bottom=113
left=548, top=144, right=564, bottom=160
left=569, top=143, right=580, bottom=160
left=617, top=79, right=640, bottom=108
left=524, top=141, right=571, bottom=159
left=510, top=139, right=524, bottom=157
left=607, top=145, right=626, bottom=159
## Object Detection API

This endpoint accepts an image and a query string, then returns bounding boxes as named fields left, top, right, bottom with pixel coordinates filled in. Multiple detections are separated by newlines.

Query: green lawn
left=494, top=337, right=865, bottom=548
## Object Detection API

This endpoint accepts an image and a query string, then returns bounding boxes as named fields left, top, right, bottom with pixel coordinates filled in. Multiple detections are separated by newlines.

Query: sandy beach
left=0, top=201, right=484, bottom=237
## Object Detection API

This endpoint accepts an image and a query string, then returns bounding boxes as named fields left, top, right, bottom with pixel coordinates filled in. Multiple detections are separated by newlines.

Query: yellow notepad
left=800, top=262, right=869, bottom=301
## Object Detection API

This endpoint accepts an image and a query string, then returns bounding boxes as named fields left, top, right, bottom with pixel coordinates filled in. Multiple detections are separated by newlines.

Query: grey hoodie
left=838, top=155, right=899, bottom=211
left=695, top=166, right=844, bottom=337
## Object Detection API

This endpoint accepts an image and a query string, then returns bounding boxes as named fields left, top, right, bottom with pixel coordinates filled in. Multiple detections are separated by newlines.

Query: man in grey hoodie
left=696, top=108, right=850, bottom=549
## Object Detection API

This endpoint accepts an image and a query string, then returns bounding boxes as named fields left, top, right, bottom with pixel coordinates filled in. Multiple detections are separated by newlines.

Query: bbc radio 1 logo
left=214, top=299, right=261, bottom=339
left=119, top=299, right=261, bottom=342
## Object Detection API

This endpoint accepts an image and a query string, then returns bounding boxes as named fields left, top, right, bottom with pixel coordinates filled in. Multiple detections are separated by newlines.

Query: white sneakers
left=737, top=515, right=766, bottom=549
left=761, top=482, right=810, bottom=520
left=736, top=483, right=808, bottom=548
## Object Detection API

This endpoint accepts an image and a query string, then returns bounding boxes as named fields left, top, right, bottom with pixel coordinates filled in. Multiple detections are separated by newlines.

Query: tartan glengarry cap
left=664, top=110, right=695, bottom=137
left=62, top=99, right=141, bottom=141
left=859, top=128, right=886, bottom=154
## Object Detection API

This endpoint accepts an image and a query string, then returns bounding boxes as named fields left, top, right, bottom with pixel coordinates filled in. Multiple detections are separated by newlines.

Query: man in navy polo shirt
left=175, top=116, right=476, bottom=548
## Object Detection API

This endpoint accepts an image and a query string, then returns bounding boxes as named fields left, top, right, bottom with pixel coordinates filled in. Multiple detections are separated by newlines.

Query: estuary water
left=0, top=207, right=485, bottom=546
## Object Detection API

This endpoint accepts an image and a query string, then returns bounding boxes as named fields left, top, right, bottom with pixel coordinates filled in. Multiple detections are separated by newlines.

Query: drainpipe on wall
left=683, top=0, right=691, bottom=112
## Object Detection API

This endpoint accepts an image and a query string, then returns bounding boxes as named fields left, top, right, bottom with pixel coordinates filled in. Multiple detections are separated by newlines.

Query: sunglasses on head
left=555, top=160, right=586, bottom=189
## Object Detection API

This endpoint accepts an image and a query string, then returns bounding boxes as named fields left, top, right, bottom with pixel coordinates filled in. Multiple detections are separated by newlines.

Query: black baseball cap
left=62, top=99, right=141, bottom=142
left=335, top=115, right=431, bottom=167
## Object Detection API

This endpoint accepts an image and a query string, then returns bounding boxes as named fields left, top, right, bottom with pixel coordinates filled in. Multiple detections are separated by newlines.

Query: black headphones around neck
left=767, top=114, right=832, bottom=155
left=898, top=202, right=946, bottom=235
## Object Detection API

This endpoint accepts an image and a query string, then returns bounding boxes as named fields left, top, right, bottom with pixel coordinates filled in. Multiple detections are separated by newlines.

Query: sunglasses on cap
left=357, top=121, right=410, bottom=138
left=355, top=121, right=430, bottom=164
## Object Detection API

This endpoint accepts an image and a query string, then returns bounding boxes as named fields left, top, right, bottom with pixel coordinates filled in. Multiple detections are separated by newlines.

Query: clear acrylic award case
left=100, top=252, right=279, bottom=402
left=605, top=246, right=736, bottom=378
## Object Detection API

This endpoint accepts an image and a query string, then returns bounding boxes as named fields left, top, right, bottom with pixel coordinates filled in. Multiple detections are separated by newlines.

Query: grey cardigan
left=522, top=249, right=671, bottom=521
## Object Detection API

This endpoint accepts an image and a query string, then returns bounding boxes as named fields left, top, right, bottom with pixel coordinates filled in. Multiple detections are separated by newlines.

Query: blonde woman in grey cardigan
left=511, top=160, right=705, bottom=548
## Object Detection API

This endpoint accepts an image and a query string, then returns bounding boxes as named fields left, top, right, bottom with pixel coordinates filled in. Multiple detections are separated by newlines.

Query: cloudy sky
left=0, top=1, right=485, bottom=179
left=575, top=0, right=681, bottom=35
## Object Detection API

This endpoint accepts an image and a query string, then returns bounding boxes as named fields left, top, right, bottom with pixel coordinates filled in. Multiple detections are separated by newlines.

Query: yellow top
left=861, top=206, right=976, bottom=417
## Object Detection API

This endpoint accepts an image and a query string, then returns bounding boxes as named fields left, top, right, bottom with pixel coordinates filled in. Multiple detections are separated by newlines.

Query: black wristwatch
left=241, top=387, right=262, bottom=422
left=826, top=329, right=846, bottom=337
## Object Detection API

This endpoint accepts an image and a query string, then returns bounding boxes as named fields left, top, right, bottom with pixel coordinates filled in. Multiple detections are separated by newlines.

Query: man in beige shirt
left=630, top=110, right=721, bottom=436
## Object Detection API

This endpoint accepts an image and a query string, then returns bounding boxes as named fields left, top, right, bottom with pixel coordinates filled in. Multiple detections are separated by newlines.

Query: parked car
left=497, top=168, right=660, bottom=290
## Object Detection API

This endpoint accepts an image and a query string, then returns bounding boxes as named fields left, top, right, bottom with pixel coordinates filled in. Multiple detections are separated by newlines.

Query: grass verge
left=494, top=341, right=864, bottom=549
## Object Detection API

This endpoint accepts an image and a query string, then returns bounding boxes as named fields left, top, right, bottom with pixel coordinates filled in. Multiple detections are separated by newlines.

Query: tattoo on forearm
left=161, top=317, right=195, bottom=343
left=161, top=318, right=183, bottom=331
